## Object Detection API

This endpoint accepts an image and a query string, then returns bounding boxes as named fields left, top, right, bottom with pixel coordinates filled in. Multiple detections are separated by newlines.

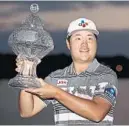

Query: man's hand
left=15, top=58, right=35, bottom=75
left=24, top=78, right=58, bottom=99
left=15, top=58, right=24, bottom=72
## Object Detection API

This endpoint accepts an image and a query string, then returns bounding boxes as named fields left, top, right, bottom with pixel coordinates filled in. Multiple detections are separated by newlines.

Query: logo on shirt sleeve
left=104, top=85, right=117, bottom=99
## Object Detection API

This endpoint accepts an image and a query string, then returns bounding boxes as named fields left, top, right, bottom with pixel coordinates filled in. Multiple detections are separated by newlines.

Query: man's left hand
left=24, top=78, right=58, bottom=99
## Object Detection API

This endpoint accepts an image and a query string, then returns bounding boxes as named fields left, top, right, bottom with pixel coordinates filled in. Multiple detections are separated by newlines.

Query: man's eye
left=88, top=37, right=93, bottom=41
left=76, top=37, right=81, bottom=40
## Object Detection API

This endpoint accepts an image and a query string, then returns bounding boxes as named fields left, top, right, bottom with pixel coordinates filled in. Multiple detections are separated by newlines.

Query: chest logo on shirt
left=57, top=79, right=68, bottom=86
left=68, top=86, right=96, bottom=100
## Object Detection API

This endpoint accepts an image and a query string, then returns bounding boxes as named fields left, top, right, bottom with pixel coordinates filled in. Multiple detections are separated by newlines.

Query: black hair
left=67, top=35, right=71, bottom=42
left=94, top=34, right=98, bottom=40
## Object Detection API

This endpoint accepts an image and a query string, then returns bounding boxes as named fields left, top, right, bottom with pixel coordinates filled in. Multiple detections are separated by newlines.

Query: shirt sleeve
left=93, top=74, right=118, bottom=106
left=41, top=75, right=54, bottom=106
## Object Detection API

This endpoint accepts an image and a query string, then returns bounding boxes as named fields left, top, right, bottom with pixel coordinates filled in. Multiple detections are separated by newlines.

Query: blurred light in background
left=116, top=64, right=123, bottom=72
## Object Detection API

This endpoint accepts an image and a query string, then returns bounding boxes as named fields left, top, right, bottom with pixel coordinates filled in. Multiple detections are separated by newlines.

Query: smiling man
left=17, top=18, right=118, bottom=125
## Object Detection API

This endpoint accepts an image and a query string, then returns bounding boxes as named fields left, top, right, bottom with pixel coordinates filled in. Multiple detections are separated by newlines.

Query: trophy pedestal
left=8, top=75, right=41, bottom=89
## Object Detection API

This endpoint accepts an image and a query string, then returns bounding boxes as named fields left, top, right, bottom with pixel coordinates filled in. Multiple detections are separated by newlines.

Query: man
left=17, top=18, right=118, bottom=125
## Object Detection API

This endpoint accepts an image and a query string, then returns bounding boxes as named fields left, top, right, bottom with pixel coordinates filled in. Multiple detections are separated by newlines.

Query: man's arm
left=24, top=73, right=118, bottom=122
left=16, top=59, right=48, bottom=118
left=25, top=81, right=112, bottom=122
left=19, top=90, right=46, bottom=118
left=54, top=87, right=111, bottom=122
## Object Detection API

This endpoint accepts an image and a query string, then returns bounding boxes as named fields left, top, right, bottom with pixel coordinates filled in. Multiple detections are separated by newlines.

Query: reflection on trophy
left=8, top=3, right=54, bottom=89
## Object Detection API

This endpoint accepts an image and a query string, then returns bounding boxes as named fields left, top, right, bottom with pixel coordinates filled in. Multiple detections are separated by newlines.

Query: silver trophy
left=8, top=3, right=54, bottom=89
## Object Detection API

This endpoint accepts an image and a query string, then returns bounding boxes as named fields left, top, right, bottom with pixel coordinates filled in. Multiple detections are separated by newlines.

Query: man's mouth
left=80, top=49, right=89, bottom=52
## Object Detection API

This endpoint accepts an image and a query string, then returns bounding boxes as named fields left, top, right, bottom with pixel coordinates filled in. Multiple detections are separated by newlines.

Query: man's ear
left=66, top=39, right=70, bottom=50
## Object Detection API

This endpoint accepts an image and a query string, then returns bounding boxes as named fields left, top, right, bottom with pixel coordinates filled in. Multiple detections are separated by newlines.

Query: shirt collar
left=68, top=58, right=100, bottom=75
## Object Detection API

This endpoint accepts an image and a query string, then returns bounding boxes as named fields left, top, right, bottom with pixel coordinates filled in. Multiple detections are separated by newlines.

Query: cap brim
left=67, top=29, right=99, bottom=38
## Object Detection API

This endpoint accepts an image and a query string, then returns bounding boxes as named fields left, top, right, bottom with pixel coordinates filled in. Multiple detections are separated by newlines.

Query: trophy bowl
left=8, top=4, right=54, bottom=89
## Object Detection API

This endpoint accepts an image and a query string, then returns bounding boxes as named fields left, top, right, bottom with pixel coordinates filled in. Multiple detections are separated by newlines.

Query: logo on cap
left=78, top=20, right=88, bottom=27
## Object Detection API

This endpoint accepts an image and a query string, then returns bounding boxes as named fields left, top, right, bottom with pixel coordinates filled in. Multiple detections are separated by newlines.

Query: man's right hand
left=15, top=58, right=24, bottom=72
left=15, top=58, right=34, bottom=76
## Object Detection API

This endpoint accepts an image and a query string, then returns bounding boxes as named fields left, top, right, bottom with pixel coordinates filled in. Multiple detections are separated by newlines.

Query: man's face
left=66, top=30, right=97, bottom=63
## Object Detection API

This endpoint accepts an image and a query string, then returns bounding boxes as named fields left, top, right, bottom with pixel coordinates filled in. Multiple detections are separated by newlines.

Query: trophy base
left=8, top=75, right=41, bottom=89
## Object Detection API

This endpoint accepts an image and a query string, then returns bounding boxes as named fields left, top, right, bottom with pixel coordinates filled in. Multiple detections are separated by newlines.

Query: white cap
left=67, top=18, right=99, bottom=37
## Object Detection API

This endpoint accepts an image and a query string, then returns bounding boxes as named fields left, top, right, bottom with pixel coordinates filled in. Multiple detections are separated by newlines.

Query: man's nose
left=82, top=39, right=88, bottom=46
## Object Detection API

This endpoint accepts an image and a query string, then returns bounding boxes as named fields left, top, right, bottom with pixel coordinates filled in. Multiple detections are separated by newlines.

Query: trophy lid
left=8, top=3, right=54, bottom=59
left=30, top=3, right=39, bottom=14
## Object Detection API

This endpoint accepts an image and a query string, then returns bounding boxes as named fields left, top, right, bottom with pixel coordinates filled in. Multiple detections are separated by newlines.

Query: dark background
left=0, top=54, right=129, bottom=79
